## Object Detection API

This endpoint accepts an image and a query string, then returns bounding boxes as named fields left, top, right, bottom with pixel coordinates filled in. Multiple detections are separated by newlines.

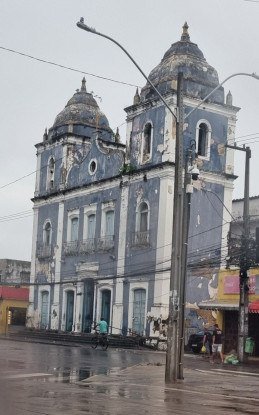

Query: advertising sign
left=224, top=275, right=256, bottom=294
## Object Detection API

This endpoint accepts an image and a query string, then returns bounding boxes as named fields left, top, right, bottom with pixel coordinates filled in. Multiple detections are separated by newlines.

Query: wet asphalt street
left=1, top=339, right=259, bottom=414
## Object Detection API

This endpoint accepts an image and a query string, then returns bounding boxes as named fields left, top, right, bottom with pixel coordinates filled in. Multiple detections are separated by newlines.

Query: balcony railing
left=131, top=231, right=150, bottom=247
left=62, top=236, right=115, bottom=255
left=79, top=238, right=96, bottom=254
left=97, top=235, right=115, bottom=250
left=63, top=241, right=79, bottom=256
left=36, top=243, right=53, bottom=259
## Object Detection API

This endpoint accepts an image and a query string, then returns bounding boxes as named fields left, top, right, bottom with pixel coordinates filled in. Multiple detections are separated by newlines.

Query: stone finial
left=181, top=22, right=190, bottom=42
left=81, top=76, right=87, bottom=92
left=115, top=127, right=121, bottom=143
left=226, top=90, right=233, bottom=106
left=133, top=88, right=140, bottom=105
left=43, top=128, right=48, bottom=141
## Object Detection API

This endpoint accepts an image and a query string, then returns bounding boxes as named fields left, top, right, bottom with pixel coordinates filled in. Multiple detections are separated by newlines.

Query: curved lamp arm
left=77, top=18, right=177, bottom=120
left=185, top=72, right=259, bottom=119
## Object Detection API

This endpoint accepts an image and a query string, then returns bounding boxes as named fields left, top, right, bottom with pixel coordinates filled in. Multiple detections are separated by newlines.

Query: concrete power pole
left=238, top=146, right=251, bottom=362
left=226, top=144, right=251, bottom=363
left=165, top=72, right=184, bottom=383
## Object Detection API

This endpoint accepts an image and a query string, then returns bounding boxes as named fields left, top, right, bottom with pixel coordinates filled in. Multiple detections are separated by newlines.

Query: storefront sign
left=224, top=275, right=256, bottom=294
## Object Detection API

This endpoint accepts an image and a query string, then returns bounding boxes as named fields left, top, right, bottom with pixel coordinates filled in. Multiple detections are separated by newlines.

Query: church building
left=28, top=24, right=239, bottom=338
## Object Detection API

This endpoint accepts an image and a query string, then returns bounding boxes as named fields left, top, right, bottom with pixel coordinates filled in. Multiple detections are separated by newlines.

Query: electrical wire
left=0, top=45, right=140, bottom=88
left=0, top=155, right=65, bottom=190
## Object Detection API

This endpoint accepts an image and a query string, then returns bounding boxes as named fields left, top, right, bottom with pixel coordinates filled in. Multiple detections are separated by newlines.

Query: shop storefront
left=198, top=269, right=259, bottom=355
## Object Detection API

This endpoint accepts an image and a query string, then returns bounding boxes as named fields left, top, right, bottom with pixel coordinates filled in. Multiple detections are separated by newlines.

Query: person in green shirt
left=98, top=317, right=108, bottom=334
left=92, top=317, right=109, bottom=350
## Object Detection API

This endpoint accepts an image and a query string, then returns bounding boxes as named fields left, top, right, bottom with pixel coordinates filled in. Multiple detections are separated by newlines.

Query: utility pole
left=226, top=144, right=251, bottom=363
left=178, top=142, right=197, bottom=379
left=165, top=72, right=184, bottom=383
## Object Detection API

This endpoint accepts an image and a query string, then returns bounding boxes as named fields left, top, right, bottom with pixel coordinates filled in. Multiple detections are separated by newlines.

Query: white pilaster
left=162, top=106, right=176, bottom=163
left=113, top=185, right=129, bottom=334
left=74, top=282, right=84, bottom=332
left=50, top=200, right=64, bottom=330
left=27, top=206, right=39, bottom=328
left=125, top=120, right=133, bottom=162
left=153, top=176, right=173, bottom=319
left=225, top=115, right=236, bottom=176
left=34, top=150, right=42, bottom=196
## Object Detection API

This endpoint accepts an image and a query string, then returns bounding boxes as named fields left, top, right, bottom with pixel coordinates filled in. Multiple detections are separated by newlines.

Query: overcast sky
left=1, top=0, right=259, bottom=261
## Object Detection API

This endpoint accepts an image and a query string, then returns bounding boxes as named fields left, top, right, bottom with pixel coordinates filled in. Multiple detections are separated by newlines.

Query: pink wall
left=224, top=275, right=256, bottom=294
left=0, top=286, right=29, bottom=301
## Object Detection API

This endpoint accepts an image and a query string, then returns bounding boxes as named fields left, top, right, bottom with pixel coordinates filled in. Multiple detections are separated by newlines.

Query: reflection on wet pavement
left=1, top=340, right=259, bottom=414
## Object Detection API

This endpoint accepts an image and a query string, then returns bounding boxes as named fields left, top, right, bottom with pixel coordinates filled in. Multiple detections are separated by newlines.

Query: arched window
left=47, top=157, right=55, bottom=189
left=132, top=288, right=146, bottom=335
left=43, top=222, right=52, bottom=245
left=99, top=203, right=115, bottom=250
left=198, top=123, right=207, bottom=156
left=40, top=291, right=49, bottom=329
left=139, top=202, right=148, bottom=232
left=105, top=210, right=114, bottom=237
left=101, top=289, right=111, bottom=327
left=196, top=120, right=211, bottom=159
left=70, top=217, right=79, bottom=242
left=142, top=123, right=152, bottom=162
left=134, top=202, right=149, bottom=245
left=87, top=214, right=96, bottom=239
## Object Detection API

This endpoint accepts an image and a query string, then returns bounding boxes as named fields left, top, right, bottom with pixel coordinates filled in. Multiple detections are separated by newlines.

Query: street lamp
left=185, top=72, right=259, bottom=119
left=76, top=18, right=259, bottom=381
left=76, top=18, right=177, bottom=121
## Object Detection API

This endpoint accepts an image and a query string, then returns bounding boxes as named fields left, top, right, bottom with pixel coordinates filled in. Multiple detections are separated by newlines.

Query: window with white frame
left=47, top=157, right=55, bottom=189
left=87, top=214, right=96, bottom=239
left=99, top=202, right=115, bottom=249
left=105, top=210, right=114, bottom=237
left=196, top=120, right=211, bottom=159
left=70, top=217, right=79, bottom=242
left=134, top=201, right=149, bottom=245
left=142, top=122, right=152, bottom=163
left=139, top=202, right=148, bottom=232
left=82, top=205, right=97, bottom=252
left=43, top=221, right=52, bottom=245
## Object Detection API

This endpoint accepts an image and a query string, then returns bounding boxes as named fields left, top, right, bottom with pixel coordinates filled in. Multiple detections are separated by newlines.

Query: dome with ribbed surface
left=141, top=23, right=224, bottom=104
left=53, top=78, right=111, bottom=131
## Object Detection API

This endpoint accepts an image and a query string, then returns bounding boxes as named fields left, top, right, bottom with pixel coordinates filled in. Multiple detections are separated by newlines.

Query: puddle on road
left=7, top=360, right=25, bottom=370
left=49, top=367, right=94, bottom=383
left=48, top=364, right=128, bottom=384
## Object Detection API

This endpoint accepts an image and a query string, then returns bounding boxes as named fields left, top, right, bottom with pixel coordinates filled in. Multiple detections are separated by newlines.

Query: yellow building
left=0, top=286, right=29, bottom=334
left=199, top=268, right=259, bottom=355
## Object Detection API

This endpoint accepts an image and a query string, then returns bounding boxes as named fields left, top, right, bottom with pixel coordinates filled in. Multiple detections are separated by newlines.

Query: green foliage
left=119, top=163, right=135, bottom=175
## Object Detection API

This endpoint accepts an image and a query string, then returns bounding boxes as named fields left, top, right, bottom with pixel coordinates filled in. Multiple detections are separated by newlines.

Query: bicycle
left=91, top=332, right=109, bottom=350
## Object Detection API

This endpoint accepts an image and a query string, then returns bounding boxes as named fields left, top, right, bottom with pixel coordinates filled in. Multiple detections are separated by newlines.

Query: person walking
left=203, top=327, right=212, bottom=357
left=211, top=323, right=224, bottom=363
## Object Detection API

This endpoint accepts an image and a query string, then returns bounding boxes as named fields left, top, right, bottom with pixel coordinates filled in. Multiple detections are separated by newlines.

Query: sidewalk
left=78, top=361, right=259, bottom=415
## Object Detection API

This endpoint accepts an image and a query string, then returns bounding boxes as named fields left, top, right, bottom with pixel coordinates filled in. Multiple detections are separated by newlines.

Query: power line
left=0, top=213, right=33, bottom=223
left=0, top=170, right=37, bottom=190
left=0, top=154, right=67, bottom=190
left=0, top=210, right=32, bottom=220
left=0, top=45, right=140, bottom=88
left=235, top=132, right=259, bottom=140
left=31, top=238, right=229, bottom=282
left=236, top=139, right=259, bottom=146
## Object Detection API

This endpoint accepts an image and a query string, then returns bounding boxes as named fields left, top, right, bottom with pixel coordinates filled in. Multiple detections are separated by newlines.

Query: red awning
left=249, top=301, right=259, bottom=314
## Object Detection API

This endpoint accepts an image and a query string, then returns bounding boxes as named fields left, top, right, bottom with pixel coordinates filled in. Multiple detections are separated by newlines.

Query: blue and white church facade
left=28, top=24, right=239, bottom=337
